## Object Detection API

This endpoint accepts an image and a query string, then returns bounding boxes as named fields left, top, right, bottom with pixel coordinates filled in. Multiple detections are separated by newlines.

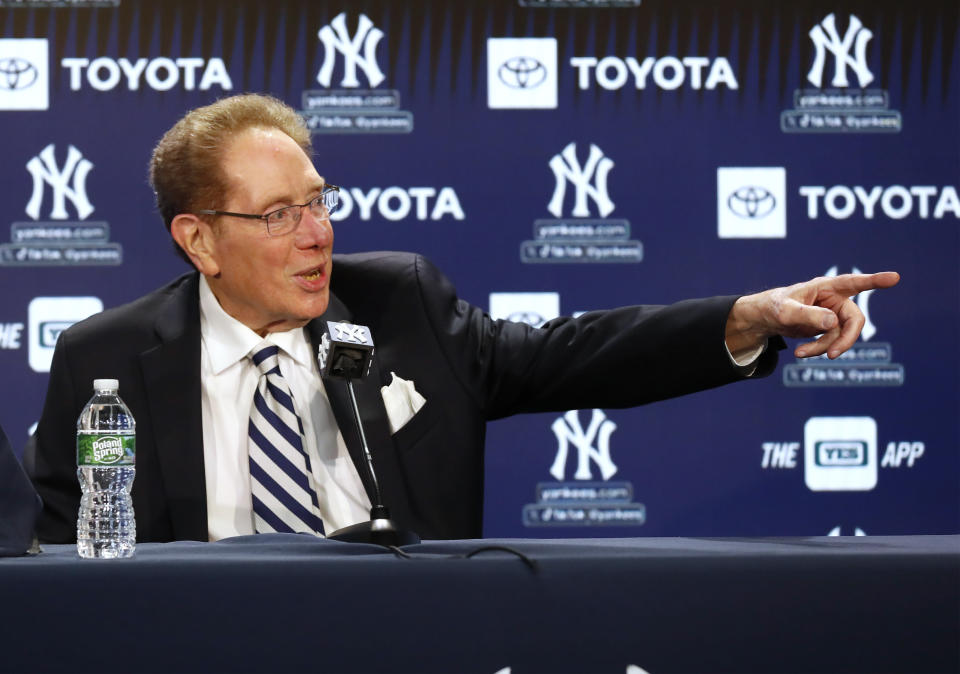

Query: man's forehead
left=219, top=127, right=323, bottom=205
left=221, top=126, right=312, bottom=166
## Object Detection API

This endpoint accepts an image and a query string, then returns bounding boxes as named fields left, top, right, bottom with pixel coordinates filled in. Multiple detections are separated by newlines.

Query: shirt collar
left=198, top=275, right=314, bottom=374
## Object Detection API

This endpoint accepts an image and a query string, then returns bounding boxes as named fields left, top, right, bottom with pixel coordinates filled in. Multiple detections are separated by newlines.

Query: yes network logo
left=804, top=416, right=877, bottom=492
left=28, top=296, right=103, bottom=372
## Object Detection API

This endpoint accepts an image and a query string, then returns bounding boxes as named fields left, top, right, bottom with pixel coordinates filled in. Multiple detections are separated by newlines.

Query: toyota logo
left=506, top=311, right=546, bottom=327
left=727, top=186, right=776, bottom=219
left=0, top=57, right=39, bottom=91
left=497, top=56, right=547, bottom=89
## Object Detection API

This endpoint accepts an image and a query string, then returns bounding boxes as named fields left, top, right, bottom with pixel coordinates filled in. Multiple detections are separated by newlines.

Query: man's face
left=204, top=126, right=333, bottom=335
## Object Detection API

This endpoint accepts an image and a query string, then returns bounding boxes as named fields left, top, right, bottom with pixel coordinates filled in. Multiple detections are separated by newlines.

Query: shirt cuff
left=725, top=339, right=768, bottom=376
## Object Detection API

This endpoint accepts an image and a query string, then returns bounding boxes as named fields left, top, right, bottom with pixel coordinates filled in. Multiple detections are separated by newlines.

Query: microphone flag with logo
left=318, top=321, right=375, bottom=380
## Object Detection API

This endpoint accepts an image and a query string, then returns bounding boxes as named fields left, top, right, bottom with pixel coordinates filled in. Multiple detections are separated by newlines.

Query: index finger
left=817, top=271, right=900, bottom=296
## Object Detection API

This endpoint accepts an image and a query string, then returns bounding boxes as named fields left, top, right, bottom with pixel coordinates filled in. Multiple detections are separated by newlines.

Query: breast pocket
left=389, top=400, right=443, bottom=451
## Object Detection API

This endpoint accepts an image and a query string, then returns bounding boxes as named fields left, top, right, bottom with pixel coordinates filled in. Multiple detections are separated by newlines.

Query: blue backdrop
left=1, top=0, right=956, bottom=538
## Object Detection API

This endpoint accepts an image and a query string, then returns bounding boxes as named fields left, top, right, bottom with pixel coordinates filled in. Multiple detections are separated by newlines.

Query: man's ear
left=171, top=214, right=220, bottom=276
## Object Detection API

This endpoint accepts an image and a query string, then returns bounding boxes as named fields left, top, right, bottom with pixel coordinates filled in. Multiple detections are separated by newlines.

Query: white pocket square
left=380, top=372, right=426, bottom=434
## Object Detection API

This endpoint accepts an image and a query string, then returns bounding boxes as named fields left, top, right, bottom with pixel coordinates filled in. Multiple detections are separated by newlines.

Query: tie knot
left=249, top=342, right=281, bottom=376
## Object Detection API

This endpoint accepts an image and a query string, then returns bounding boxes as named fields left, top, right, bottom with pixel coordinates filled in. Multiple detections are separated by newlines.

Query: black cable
left=383, top=544, right=539, bottom=573
left=387, top=545, right=413, bottom=559
left=462, top=545, right=539, bottom=573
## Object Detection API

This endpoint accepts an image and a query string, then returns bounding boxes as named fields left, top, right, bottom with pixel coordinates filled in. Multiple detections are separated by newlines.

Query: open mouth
left=299, top=267, right=323, bottom=281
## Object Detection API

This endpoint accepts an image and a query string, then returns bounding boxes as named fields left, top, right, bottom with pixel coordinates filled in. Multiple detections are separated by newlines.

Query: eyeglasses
left=196, top=184, right=341, bottom=237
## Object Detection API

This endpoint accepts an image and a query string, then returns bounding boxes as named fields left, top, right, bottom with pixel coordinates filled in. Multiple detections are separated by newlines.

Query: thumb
left=783, top=298, right=837, bottom=332
left=818, top=310, right=838, bottom=331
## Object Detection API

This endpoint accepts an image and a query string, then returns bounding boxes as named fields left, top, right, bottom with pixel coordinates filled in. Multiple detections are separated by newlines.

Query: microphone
left=318, top=321, right=420, bottom=547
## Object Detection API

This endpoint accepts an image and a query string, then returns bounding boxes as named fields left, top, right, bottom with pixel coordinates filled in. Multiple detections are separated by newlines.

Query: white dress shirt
left=198, top=276, right=371, bottom=541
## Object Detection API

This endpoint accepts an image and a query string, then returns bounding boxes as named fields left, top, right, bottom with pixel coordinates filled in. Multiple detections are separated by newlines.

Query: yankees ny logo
left=25, top=144, right=94, bottom=221
left=334, top=323, right=368, bottom=344
left=547, top=143, right=615, bottom=218
left=826, top=266, right=876, bottom=341
left=549, top=409, right=618, bottom=481
left=807, top=13, right=874, bottom=88
left=317, top=12, right=385, bottom=88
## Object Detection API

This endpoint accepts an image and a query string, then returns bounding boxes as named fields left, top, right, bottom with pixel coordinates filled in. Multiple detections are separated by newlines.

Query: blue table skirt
left=1, top=535, right=957, bottom=673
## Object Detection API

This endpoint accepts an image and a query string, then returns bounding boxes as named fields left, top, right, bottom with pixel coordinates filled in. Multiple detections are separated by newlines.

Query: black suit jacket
left=29, top=252, right=781, bottom=542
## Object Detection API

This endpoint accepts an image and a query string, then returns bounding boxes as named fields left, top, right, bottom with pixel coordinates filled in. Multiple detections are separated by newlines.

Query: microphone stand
left=325, top=372, right=420, bottom=547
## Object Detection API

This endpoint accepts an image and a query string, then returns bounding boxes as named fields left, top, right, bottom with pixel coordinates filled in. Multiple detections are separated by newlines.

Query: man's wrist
left=725, top=294, right=770, bottom=357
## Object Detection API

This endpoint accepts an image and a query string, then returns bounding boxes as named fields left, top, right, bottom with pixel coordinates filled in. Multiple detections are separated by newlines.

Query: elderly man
left=28, top=94, right=899, bottom=543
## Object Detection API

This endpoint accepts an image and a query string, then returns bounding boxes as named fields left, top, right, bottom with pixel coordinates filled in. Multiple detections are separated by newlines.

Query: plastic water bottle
left=76, top=379, right=136, bottom=558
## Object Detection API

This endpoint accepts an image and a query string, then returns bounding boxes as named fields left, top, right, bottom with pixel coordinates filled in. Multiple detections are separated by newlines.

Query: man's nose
left=295, top=209, right=333, bottom=248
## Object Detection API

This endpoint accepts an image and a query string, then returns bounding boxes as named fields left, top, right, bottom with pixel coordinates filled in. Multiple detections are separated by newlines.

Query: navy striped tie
left=247, top=342, right=325, bottom=535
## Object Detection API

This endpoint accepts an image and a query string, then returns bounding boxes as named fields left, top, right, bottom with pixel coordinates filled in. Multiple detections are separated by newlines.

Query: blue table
left=1, top=535, right=957, bottom=673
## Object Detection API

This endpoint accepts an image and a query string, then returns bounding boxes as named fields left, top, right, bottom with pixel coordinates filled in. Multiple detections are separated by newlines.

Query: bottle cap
left=93, top=378, right=119, bottom=391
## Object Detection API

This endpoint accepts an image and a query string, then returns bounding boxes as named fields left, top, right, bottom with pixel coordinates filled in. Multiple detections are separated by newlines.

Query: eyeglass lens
left=266, top=189, right=340, bottom=234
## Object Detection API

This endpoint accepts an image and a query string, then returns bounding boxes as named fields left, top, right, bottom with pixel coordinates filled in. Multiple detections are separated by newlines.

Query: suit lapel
left=307, top=294, right=415, bottom=528
left=139, top=274, right=208, bottom=541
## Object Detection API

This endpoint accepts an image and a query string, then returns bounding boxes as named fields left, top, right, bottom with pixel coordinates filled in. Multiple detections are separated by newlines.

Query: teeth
left=302, top=269, right=321, bottom=281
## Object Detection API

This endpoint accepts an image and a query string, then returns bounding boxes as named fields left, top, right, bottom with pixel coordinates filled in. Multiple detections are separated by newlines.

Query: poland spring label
left=77, top=434, right=135, bottom=466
